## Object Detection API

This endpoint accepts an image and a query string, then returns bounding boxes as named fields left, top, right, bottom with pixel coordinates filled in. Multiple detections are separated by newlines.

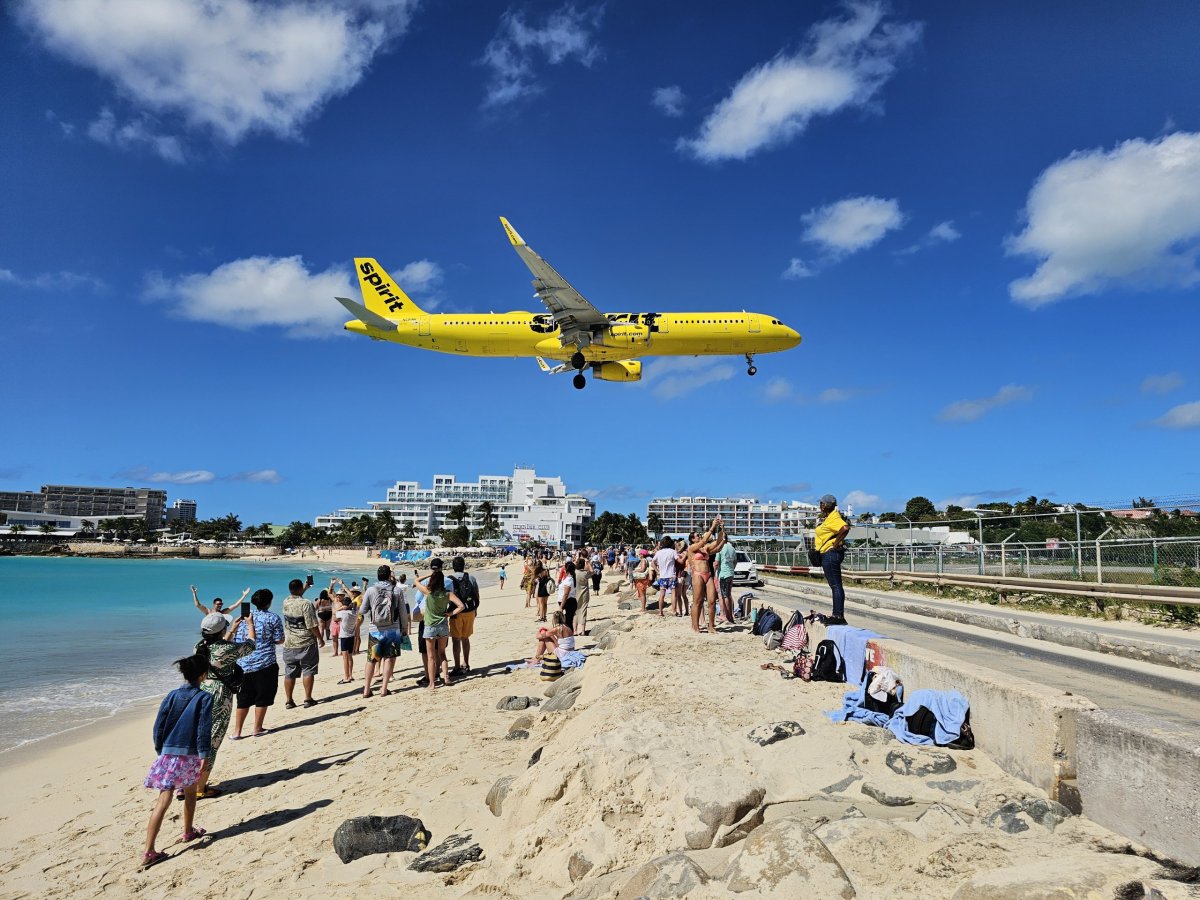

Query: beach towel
left=826, top=669, right=905, bottom=728
left=886, top=689, right=970, bottom=746
left=557, top=650, right=587, bottom=668
left=825, top=625, right=882, bottom=685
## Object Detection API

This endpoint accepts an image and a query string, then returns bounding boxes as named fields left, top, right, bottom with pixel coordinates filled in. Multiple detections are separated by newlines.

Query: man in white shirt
left=651, top=537, right=679, bottom=619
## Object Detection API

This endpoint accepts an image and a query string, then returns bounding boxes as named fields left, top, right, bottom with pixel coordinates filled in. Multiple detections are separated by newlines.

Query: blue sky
left=2, top=0, right=1198, bottom=524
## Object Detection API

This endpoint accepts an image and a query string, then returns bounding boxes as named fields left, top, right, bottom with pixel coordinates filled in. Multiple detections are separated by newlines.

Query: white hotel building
left=314, top=467, right=594, bottom=546
left=647, top=496, right=821, bottom=537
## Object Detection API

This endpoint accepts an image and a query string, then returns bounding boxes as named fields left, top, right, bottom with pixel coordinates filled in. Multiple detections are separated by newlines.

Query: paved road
left=751, top=580, right=1200, bottom=728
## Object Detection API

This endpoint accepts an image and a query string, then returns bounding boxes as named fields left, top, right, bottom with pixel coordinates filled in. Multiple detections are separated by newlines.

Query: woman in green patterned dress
left=190, top=611, right=256, bottom=799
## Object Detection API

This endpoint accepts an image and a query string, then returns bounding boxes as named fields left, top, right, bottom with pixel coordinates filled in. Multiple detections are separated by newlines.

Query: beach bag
left=540, top=652, right=563, bottom=681
left=199, top=641, right=245, bottom=693
left=763, top=630, right=783, bottom=651
left=781, top=621, right=808, bottom=651
left=810, top=639, right=846, bottom=682
left=793, top=652, right=814, bottom=682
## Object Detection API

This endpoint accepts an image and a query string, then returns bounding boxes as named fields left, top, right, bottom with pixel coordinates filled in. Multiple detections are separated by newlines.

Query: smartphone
left=305, top=574, right=314, bottom=587
left=240, top=601, right=251, bottom=618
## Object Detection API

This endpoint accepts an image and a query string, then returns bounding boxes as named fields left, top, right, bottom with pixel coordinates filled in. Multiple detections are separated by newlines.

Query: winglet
left=499, top=216, right=526, bottom=247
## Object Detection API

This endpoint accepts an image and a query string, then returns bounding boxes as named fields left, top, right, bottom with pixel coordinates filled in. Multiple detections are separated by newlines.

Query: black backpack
left=451, top=573, right=480, bottom=612
left=753, top=607, right=782, bottom=636
left=810, top=639, right=846, bottom=682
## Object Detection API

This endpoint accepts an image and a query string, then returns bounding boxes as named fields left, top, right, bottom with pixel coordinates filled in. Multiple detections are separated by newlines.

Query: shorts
left=236, top=664, right=279, bottom=709
left=318, top=610, right=333, bottom=622
left=449, top=610, right=476, bottom=639
left=367, top=630, right=402, bottom=660
left=282, top=643, right=320, bottom=679
left=719, top=576, right=734, bottom=600
left=338, top=636, right=355, bottom=653
left=655, top=577, right=676, bottom=591
left=424, top=620, right=450, bottom=639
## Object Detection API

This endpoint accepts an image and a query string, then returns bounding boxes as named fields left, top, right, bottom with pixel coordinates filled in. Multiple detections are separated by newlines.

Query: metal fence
left=751, top=537, right=1200, bottom=587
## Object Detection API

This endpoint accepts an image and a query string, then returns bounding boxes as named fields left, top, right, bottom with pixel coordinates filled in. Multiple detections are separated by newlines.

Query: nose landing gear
left=745, top=353, right=757, bottom=376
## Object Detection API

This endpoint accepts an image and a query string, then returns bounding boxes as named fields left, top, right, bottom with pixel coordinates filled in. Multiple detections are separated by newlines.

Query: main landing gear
left=571, top=349, right=588, bottom=389
left=745, top=353, right=757, bottom=376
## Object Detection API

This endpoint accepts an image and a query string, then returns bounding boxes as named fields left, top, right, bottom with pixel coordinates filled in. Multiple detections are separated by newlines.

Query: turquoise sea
left=0, top=556, right=378, bottom=753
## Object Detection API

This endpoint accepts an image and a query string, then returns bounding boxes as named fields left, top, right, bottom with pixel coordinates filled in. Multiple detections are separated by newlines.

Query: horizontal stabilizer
left=535, top=356, right=570, bottom=375
left=336, top=296, right=397, bottom=332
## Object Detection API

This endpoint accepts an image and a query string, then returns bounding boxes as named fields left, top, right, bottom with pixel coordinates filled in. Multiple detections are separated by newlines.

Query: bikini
left=692, top=550, right=713, bottom=584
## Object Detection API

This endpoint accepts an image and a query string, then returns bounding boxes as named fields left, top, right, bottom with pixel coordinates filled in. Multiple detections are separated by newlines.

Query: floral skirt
left=145, top=753, right=204, bottom=791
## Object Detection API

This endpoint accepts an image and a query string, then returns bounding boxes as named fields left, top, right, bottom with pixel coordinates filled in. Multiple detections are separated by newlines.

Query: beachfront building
left=165, top=498, right=198, bottom=525
left=0, top=484, right=167, bottom=529
left=647, top=496, right=821, bottom=537
left=314, top=466, right=595, bottom=547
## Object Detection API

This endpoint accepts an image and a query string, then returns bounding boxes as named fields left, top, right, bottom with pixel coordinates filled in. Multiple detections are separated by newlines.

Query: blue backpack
left=753, top=607, right=782, bottom=636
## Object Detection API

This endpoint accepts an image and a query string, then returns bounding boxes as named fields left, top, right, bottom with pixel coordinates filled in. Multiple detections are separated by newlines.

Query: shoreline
left=1, top=569, right=1175, bottom=898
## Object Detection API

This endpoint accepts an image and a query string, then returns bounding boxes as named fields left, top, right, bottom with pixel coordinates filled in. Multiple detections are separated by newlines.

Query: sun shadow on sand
left=217, top=749, right=366, bottom=794
left=205, top=798, right=334, bottom=839
left=266, top=705, right=366, bottom=735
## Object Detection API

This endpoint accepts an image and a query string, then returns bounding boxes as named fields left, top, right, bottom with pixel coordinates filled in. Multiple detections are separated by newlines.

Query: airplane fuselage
left=345, top=310, right=800, bottom=361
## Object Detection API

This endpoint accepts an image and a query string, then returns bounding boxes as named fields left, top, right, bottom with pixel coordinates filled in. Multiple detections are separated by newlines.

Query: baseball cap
left=820, top=494, right=837, bottom=506
left=429, top=557, right=444, bottom=570
left=200, top=613, right=228, bottom=635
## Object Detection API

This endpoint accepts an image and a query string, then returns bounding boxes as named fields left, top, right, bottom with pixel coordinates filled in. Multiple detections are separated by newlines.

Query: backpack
left=810, top=639, right=846, bottom=682
left=368, top=583, right=398, bottom=628
left=753, top=607, right=782, bottom=636
left=793, top=652, right=814, bottom=682
left=451, top=573, right=480, bottom=612
left=200, top=641, right=245, bottom=693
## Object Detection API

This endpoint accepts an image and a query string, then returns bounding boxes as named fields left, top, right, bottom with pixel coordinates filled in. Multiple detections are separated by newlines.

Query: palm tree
left=402, top=520, right=417, bottom=539
left=39, top=522, right=56, bottom=535
left=80, top=519, right=95, bottom=535
left=647, top=512, right=664, bottom=538
left=376, top=510, right=398, bottom=542
left=10, top=524, right=26, bottom=535
left=446, top=502, right=469, bottom=527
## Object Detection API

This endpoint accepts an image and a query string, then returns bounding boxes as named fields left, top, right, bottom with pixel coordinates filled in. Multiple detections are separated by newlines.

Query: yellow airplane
left=337, top=217, right=801, bottom=389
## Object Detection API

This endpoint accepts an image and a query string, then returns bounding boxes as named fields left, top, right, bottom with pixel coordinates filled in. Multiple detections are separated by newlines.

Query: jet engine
left=592, top=360, right=642, bottom=383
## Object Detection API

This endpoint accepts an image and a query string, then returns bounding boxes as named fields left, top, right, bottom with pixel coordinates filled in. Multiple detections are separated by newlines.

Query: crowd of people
left=142, top=496, right=853, bottom=868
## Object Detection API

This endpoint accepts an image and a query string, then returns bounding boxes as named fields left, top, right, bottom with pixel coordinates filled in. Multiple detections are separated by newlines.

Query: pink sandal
left=181, top=827, right=207, bottom=842
left=140, top=849, right=168, bottom=869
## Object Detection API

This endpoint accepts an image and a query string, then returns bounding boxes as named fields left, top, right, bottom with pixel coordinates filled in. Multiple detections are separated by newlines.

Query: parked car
left=733, top=551, right=760, bottom=586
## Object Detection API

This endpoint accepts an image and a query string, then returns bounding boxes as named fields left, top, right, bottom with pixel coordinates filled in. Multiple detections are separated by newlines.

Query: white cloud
left=394, top=259, right=444, bottom=293
left=844, top=489, right=883, bottom=511
left=1153, top=400, right=1200, bottom=430
left=480, top=4, right=604, bottom=107
left=763, top=376, right=794, bottom=402
left=782, top=258, right=814, bottom=280
left=762, top=378, right=859, bottom=405
left=1140, top=372, right=1185, bottom=394
left=641, top=356, right=735, bottom=400
left=1007, top=131, right=1200, bottom=306
left=898, top=219, right=961, bottom=255
left=17, top=0, right=417, bottom=151
left=228, top=469, right=284, bottom=484
left=803, top=195, right=904, bottom=255
left=87, top=107, right=185, bottom=163
left=652, top=85, right=686, bottom=117
left=681, top=2, right=921, bottom=162
left=817, top=387, right=857, bottom=404
left=938, top=384, right=1032, bottom=423
left=937, top=488, right=1023, bottom=509
left=578, top=485, right=651, bottom=502
left=0, top=265, right=106, bottom=292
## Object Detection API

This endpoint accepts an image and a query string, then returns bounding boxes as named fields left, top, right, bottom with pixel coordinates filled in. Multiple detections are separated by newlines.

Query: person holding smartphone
left=192, top=605, right=255, bottom=798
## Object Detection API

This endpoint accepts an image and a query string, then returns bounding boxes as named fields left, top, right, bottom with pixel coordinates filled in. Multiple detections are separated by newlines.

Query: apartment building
left=647, top=496, right=820, bottom=537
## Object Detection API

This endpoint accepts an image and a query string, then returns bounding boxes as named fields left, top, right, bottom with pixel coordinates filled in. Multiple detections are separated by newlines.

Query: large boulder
left=724, top=815, right=856, bottom=896
left=332, top=814, right=430, bottom=864
left=496, top=695, right=541, bottom=711
left=602, top=581, right=621, bottom=594
left=949, top=855, right=1162, bottom=899
left=543, top=685, right=582, bottom=713
left=981, top=796, right=1073, bottom=834
left=682, top=773, right=766, bottom=850
left=408, top=833, right=483, bottom=873
left=616, top=851, right=710, bottom=898
left=545, top=667, right=585, bottom=698
left=597, top=632, right=619, bottom=650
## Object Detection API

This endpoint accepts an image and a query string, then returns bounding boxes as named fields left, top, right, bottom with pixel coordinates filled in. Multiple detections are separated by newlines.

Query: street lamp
left=900, top=515, right=914, bottom=572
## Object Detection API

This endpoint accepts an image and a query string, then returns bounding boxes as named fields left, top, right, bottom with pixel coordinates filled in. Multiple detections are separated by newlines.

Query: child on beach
left=142, top=654, right=214, bottom=870
left=334, top=595, right=358, bottom=683
left=498, top=564, right=506, bottom=590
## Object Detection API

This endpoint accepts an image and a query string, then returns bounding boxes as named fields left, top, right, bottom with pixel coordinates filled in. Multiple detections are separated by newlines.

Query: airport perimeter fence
left=751, top=537, right=1200, bottom=587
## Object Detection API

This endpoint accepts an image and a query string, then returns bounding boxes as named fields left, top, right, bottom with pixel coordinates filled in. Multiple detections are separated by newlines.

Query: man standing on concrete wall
left=815, top=494, right=850, bottom=625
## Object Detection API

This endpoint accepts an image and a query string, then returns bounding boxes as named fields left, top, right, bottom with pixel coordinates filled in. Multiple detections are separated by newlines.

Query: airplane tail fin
left=354, top=258, right=428, bottom=318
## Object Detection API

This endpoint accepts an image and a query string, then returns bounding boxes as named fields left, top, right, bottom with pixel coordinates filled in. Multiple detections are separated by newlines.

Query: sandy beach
left=0, top=569, right=1185, bottom=898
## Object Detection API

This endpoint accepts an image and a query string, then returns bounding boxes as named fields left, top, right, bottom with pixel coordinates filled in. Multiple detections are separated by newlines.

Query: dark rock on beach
left=528, top=747, right=543, bottom=767
left=333, top=814, right=430, bottom=863
left=496, top=695, right=541, bottom=711
left=747, top=721, right=806, bottom=746
left=983, top=796, right=1073, bottom=834
left=821, top=774, right=863, bottom=794
left=885, top=748, right=957, bottom=777
left=407, top=832, right=483, bottom=873
left=861, top=782, right=914, bottom=807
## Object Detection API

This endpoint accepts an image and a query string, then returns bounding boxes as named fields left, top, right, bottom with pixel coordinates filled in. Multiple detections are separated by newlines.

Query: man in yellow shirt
left=814, top=494, right=850, bottom=624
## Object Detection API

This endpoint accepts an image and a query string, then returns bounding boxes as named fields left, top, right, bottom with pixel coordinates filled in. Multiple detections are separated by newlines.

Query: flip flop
left=228, top=734, right=244, bottom=741
left=251, top=730, right=269, bottom=738
left=140, top=850, right=169, bottom=869
left=284, top=700, right=296, bottom=709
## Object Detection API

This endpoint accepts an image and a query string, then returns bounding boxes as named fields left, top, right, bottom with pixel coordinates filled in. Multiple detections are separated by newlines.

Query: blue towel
left=825, top=625, right=882, bottom=685
left=826, top=670, right=904, bottom=728
left=887, top=689, right=970, bottom=746
left=558, top=650, right=587, bottom=669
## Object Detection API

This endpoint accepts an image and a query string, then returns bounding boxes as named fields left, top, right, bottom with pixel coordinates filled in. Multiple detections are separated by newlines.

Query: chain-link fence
left=751, top=538, right=1200, bottom=587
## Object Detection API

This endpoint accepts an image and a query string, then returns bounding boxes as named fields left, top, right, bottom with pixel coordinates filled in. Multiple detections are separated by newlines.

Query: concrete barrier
left=806, top=618, right=1096, bottom=802
left=1076, top=710, right=1200, bottom=866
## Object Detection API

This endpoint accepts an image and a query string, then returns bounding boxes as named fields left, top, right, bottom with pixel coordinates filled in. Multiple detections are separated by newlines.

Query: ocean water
left=0, top=556, right=377, bottom=753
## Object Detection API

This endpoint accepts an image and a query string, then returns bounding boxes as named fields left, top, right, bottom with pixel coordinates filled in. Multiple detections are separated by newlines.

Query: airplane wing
left=336, top=296, right=398, bottom=332
left=500, top=217, right=610, bottom=346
